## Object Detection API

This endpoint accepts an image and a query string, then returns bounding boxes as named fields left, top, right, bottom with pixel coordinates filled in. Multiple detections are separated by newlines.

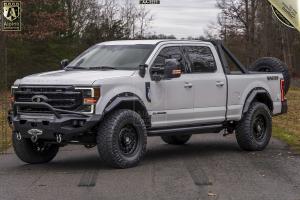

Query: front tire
left=236, top=102, right=272, bottom=151
left=161, top=134, right=192, bottom=145
left=12, top=132, right=59, bottom=164
left=97, top=109, right=147, bottom=168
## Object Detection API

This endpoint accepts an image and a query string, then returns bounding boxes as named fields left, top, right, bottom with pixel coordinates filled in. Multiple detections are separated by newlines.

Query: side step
left=147, top=124, right=224, bottom=136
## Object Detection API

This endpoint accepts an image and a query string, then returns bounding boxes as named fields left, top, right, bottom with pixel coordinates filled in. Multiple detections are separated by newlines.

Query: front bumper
left=8, top=102, right=102, bottom=142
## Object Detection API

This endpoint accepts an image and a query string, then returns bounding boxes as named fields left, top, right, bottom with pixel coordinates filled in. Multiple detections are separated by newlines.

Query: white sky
left=135, top=0, right=221, bottom=38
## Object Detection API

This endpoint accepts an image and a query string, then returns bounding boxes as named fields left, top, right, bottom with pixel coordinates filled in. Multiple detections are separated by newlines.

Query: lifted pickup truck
left=8, top=40, right=289, bottom=168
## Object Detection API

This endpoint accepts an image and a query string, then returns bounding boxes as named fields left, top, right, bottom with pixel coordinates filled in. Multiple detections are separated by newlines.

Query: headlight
left=10, top=86, right=18, bottom=105
left=75, top=87, right=100, bottom=113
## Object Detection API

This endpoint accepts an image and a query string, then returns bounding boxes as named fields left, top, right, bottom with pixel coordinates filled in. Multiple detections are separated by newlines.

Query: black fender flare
left=242, top=88, right=273, bottom=114
left=103, top=93, right=151, bottom=126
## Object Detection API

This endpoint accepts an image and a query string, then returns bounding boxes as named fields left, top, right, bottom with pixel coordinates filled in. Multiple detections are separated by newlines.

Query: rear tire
left=249, top=57, right=290, bottom=94
left=161, top=134, right=192, bottom=145
left=12, top=132, right=59, bottom=164
left=97, top=109, right=147, bottom=168
left=236, top=102, right=272, bottom=151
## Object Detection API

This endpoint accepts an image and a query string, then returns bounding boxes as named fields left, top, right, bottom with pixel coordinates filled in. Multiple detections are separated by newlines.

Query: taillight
left=280, top=79, right=285, bottom=102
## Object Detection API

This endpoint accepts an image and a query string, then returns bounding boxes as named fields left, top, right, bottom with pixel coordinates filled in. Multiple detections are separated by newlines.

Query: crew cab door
left=149, top=46, right=194, bottom=127
left=182, top=45, right=227, bottom=123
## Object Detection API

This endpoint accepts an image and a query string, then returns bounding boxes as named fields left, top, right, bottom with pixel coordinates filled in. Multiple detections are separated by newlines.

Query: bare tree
left=214, top=0, right=300, bottom=75
left=64, top=0, right=99, bottom=37
left=136, top=5, right=153, bottom=38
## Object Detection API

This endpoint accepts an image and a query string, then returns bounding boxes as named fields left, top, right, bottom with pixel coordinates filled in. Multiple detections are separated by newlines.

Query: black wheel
left=249, top=57, right=290, bottom=94
left=97, top=109, right=147, bottom=168
left=161, top=134, right=192, bottom=145
left=12, top=132, right=59, bottom=164
left=236, top=102, right=272, bottom=151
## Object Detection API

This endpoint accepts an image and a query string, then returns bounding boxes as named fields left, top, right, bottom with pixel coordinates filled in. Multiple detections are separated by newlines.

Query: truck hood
left=18, top=70, right=136, bottom=86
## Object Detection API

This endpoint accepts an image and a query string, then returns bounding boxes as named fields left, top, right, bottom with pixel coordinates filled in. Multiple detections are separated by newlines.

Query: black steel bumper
left=8, top=102, right=102, bottom=142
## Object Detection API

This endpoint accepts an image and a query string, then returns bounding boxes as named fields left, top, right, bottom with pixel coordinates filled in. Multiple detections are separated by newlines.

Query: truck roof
left=98, top=39, right=209, bottom=46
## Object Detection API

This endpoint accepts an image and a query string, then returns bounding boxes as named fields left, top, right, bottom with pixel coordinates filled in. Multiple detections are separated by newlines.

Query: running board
left=147, top=124, right=224, bottom=136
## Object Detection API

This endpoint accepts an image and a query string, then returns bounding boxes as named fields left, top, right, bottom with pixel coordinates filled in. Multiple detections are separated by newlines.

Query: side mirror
left=60, top=59, right=69, bottom=69
left=139, top=64, right=148, bottom=78
left=164, top=59, right=182, bottom=79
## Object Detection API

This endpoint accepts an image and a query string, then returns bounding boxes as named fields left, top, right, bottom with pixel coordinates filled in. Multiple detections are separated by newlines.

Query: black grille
left=14, top=86, right=83, bottom=113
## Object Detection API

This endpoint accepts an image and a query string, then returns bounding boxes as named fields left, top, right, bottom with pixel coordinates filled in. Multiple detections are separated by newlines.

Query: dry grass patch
left=0, top=91, right=11, bottom=153
left=273, top=88, right=300, bottom=152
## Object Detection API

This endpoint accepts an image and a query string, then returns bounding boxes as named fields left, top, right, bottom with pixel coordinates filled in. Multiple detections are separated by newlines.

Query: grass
left=0, top=91, right=11, bottom=153
left=273, top=126, right=300, bottom=152
left=273, top=88, right=300, bottom=153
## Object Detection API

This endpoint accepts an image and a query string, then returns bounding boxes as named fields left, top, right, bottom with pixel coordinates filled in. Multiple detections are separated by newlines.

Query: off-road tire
left=236, top=102, right=272, bottom=151
left=97, top=109, right=147, bottom=168
left=249, top=57, right=290, bottom=94
left=12, top=132, right=59, bottom=164
left=161, top=134, right=192, bottom=145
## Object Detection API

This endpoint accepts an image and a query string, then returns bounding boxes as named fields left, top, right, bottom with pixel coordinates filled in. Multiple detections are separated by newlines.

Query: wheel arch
left=242, top=88, right=273, bottom=115
left=103, top=92, right=151, bottom=128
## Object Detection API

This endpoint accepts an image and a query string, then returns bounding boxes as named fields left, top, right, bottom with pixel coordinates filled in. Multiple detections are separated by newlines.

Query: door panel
left=183, top=45, right=227, bottom=123
left=149, top=46, right=194, bottom=128
left=191, top=73, right=227, bottom=123
left=150, top=75, right=194, bottom=127
left=163, top=74, right=194, bottom=126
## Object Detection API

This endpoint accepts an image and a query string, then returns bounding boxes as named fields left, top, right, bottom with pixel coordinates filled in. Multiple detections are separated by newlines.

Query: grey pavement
left=0, top=134, right=300, bottom=200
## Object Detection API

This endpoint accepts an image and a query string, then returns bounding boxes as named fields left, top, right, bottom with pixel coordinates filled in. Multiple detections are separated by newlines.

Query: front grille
left=14, top=86, right=83, bottom=113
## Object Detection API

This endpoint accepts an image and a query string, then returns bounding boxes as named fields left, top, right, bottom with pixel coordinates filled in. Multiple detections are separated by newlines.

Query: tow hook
left=16, top=132, right=22, bottom=141
left=31, top=135, right=38, bottom=143
left=56, top=134, right=62, bottom=144
left=28, top=129, right=43, bottom=143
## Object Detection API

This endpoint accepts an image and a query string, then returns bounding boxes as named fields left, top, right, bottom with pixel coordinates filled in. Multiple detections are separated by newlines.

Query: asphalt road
left=1, top=134, right=300, bottom=200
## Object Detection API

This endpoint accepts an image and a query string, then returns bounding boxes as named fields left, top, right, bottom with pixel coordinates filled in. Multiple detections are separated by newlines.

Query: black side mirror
left=164, top=59, right=182, bottom=79
left=139, top=64, right=148, bottom=78
left=60, top=59, right=69, bottom=69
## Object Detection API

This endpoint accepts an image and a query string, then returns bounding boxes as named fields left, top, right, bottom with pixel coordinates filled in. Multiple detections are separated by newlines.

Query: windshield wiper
left=88, top=66, right=117, bottom=70
left=64, top=66, right=88, bottom=70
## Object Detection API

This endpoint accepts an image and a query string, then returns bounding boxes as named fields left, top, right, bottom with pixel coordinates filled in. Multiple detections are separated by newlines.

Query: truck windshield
left=67, top=44, right=154, bottom=70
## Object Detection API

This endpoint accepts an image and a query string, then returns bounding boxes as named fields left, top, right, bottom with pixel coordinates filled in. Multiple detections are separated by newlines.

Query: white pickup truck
left=8, top=40, right=289, bottom=168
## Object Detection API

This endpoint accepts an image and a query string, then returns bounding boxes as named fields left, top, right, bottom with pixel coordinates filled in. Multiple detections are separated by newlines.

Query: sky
left=135, top=0, right=221, bottom=38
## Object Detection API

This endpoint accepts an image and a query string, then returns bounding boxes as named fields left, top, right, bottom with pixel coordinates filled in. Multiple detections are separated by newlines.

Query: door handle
left=216, top=81, right=224, bottom=87
left=184, top=82, right=193, bottom=88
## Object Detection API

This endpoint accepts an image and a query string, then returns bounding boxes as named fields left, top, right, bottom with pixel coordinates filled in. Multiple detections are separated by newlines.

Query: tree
left=8, top=0, right=67, bottom=40
left=213, top=0, right=300, bottom=76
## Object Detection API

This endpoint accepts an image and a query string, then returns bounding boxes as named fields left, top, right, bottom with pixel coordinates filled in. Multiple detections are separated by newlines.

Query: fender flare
left=104, top=95, right=144, bottom=113
left=103, top=93, right=150, bottom=126
left=242, top=88, right=273, bottom=114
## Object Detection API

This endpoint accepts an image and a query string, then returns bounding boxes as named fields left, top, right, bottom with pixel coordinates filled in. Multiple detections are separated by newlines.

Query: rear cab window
left=183, top=46, right=217, bottom=73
